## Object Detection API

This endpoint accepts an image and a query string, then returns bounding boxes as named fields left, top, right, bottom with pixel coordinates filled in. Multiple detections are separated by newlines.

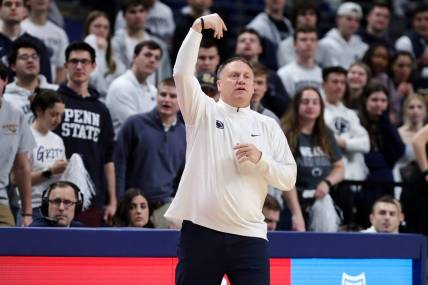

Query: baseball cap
left=337, top=2, right=363, bottom=19
left=197, top=72, right=217, bottom=93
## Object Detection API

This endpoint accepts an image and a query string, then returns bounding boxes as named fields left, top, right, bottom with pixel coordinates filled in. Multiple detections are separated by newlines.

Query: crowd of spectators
left=1, top=0, right=428, bottom=237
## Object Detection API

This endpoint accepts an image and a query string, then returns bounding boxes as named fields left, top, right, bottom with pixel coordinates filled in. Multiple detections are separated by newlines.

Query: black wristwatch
left=42, top=168, right=52, bottom=179
left=323, top=178, right=333, bottom=188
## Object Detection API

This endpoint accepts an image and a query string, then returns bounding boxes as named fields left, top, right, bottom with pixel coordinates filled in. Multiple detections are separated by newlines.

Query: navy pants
left=176, top=221, right=269, bottom=285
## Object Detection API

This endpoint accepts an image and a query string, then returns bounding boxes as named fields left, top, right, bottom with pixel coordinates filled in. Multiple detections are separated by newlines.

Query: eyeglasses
left=68, top=58, right=92, bottom=66
left=49, top=198, right=77, bottom=208
left=17, top=53, right=39, bottom=61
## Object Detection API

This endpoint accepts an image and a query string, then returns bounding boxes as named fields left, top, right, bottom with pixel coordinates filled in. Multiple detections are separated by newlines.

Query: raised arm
left=412, top=124, right=428, bottom=183
left=173, top=14, right=227, bottom=124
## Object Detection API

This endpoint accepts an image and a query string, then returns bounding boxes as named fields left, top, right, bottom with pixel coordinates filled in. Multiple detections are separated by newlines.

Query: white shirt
left=165, top=29, right=297, bottom=240
left=324, top=101, right=369, bottom=180
left=106, top=70, right=157, bottom=136
left=21, top=19, right=69, bottom=82
left=277, top=61, right=322, bottom=98
left=318, top=28, right=368, bottom=69
left=29, top=127, right=66, bottom=208
left=3, top=75, right=58, bottom=124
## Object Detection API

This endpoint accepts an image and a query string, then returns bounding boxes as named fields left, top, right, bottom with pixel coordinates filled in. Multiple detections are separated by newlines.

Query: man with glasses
left=55, top=42, right=117, bottom=227
left=0, top=0, right=52, bottom=82
left=4, top=38, right=58, bottom=123
left=31, top=181, right=84, bottom=227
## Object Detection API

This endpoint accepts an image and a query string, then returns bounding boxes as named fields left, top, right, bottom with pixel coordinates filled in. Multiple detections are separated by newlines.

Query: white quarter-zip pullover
left=165, top=29, right=296, bottom=239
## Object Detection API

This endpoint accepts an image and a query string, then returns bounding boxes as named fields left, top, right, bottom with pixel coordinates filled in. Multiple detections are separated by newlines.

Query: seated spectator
left=30, top=181, right=84, bottom=227
left=281, top=86, right=345, bottom=231
left=318, top=2, right=368, bottom=68
left=22, top=0, right=69, bottom=83
left=106, top=40, right=161, bottom=136
left=114, top=78, right=185, bottom=228
left=344, top=61, right=371, bottom=111
left=196, top=71, right=219, bottom=101
left=361, top=195, right=403, bottom=233
left=112, top=188, right=152, bottom=228
left=356, top=81, right=405, bottom=228
left=4, top=38, right=57, bottom=123
left=263, top=194, right=281, bottom=231
left=28, top=88, right=67, bottom=221
left=84, top=10, right=126, bottom=101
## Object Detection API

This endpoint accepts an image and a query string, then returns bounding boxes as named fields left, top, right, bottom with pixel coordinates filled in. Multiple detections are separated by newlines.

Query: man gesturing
left=165, top=13, right=297, bottom=285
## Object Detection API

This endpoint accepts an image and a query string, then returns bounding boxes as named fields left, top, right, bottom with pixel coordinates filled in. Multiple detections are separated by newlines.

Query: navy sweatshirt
left=55, top=84, right=115, bottom=206
left=114, top=108, right=186, bottom=203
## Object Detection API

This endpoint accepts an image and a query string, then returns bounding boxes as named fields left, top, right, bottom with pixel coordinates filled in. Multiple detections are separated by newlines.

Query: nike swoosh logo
left=251, top=134, right=260, bottom=137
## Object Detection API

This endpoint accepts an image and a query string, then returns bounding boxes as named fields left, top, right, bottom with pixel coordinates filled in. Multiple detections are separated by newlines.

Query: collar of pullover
left=218, top=99, right=251, bottom=114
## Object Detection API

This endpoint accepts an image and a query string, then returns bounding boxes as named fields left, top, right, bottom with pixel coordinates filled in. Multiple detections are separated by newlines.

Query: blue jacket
left=30, top=217, right=85, bottom=227
left=114, top=108, right=186, bottom=203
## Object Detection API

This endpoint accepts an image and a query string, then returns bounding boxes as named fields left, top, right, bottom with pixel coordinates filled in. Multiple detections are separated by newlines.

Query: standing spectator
left=344, top=61, right=371, bottom=110
left=114, top=0, right=175, bottom=47
left=196, top=38, right=220, bottom=73
left=112, top=0, right=170, bottom=87
left=361, top=42, right=391, bottom=82
left=114, top=78, right=185, bottom=228
left=277, top=27, right=322, bottom=98
left=106, top=41, right=161, bottom=136
left=235, top=28, right=290, bottom=117
left=112, top=188, right=152, bottom=228
left=55, top=42, right=117, bottom=226
left=21, top=0, right=69, bottom=84
left=385, top=51, right=416, bottom=126
left=84, top=10, right=126, bottom=101
left=281, top=86, right=344, bottom=231
left=28, top=89, right=67, bottom=221
left=322, top=66, right=370, bottom=227
left=357, top=81, right=405, bottom=228
left=318, top=2, right=368, bottom=68
left=0, top=62, right=34, bottom=226
left=358, top=2, right=393, bottom=48
left=361, top=195, right=403, bottom=233
left=171, top=0, right=213, bottom=63
left=247, top=0, right=293, bottom=69
left=405, top=123, right=428, bottom=236
left=4, top=38, right=57, bottom=123
left=277, top=1, right=319, bottom=68
left=395, top=4, right=428, bottom=89
left=0, top=0, right=52, bottom=82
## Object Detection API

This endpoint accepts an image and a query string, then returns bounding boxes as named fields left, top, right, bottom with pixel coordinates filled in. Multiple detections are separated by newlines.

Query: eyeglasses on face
left=17, top=53, right=39, bottom=61
left=48, top=198, right=77, bottom=208
left=67, top=58, right=92, bottom=66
